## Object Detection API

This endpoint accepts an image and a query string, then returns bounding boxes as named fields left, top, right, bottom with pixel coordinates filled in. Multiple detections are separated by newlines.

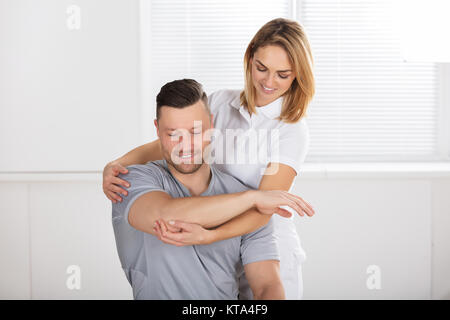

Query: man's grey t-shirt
left=112, top=159, right=280, bottom=300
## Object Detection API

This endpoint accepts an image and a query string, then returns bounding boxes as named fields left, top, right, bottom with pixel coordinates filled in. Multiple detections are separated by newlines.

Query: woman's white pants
left=238, top=215, right=306, bottom=300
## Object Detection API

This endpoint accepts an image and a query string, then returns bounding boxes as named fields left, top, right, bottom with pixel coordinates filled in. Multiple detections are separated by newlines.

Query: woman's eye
left=257, top=67, right=266, bottom=72
left=279, top=74, right=289, bottom=79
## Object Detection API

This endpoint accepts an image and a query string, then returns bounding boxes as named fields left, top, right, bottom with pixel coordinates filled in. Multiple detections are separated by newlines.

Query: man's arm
left=128, top=190, right=254, bottom=236
left=244, top=260, right=285, bottom=300
left=128, top=187, right=304, bottom=236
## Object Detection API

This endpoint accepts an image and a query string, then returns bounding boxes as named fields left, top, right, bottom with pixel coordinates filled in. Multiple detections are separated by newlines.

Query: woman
left=103, top=18, right=315, bottom=299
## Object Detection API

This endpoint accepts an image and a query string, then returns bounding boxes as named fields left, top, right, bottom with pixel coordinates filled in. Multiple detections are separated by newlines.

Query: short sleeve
left=111, top=163, right=170, bottom=227
left=207, top=90, right=222, bottom=116
left=207, top=89, right=240, bottom=117
left=268, top=117, right=310, bottom=174
left=240, top=217, right=280, bottom=266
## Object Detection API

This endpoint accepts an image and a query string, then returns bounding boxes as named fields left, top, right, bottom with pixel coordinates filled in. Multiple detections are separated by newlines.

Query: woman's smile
left=260, top=83, right=277, bottom=95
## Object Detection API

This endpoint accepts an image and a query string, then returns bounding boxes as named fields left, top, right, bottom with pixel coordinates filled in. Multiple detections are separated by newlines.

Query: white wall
left=0, top=0, right=141, bottom=172
left=295, top=178, right=432, bottom=299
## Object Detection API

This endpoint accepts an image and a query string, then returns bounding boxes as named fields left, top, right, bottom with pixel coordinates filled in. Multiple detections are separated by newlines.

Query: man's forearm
left=159, top=190, right=257, bottom=229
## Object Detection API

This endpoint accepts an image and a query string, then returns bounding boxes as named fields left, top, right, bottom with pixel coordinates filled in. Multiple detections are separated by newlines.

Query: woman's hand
left=153, top=219, right=216, bottom=246
left=103, top=161, right=130, bottom=203
left=252, top=190, right=315, bottom=217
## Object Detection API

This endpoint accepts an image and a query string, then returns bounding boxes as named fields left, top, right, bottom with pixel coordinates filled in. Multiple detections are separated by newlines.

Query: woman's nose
left=264, top=76, right=275, bottom=87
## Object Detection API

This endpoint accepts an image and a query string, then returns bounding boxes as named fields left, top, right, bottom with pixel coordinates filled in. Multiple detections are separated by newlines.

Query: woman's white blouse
left=208, top=90, right=310, bottom=291
left=207, top=89, right=310, bottom=193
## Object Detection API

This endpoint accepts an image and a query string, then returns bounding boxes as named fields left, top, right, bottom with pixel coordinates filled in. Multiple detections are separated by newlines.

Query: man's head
left=154, top=79, right=213, bottom=174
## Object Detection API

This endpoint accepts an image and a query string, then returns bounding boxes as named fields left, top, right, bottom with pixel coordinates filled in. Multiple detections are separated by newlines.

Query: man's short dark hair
left=156, top=79, right=210, bottom=120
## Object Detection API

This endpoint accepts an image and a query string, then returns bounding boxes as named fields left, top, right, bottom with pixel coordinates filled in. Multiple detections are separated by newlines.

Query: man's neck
left=166, top=162, right=212, bottom=196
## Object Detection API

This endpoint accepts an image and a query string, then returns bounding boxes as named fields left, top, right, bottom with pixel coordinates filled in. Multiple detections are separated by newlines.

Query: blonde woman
left=103, top=18, right=315, bottom=299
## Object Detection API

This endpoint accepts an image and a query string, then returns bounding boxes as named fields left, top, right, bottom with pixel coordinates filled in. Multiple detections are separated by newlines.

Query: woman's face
left=250, top=45, right=296, bottom=107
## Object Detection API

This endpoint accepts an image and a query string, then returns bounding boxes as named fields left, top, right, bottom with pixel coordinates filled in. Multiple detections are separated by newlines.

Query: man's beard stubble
left=163, top=149, right=204, bottom=175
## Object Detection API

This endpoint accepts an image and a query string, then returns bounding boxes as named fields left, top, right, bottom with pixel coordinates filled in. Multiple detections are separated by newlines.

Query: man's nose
left=179, top=133, right=195, bottom=148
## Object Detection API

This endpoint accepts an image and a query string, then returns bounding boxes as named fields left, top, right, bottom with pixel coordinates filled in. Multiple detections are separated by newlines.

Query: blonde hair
left=240, top=18, right=315, bottom=123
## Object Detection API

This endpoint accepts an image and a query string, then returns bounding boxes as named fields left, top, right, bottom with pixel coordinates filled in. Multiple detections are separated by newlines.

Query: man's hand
left=250, top=190, right=315, bottom=217
left=153, top=219, right=216, bottom=246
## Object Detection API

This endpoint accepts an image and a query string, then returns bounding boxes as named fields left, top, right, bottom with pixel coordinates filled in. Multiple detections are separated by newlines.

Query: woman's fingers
left=107, top=191, right=122, bottom=203
left=118, top=166, right=129, bottom=174
left=168, top=220, right=194, bottom=232
left=156, top=220, right=185, bottom=243
left=106, top=194, right=116, bottom=203
left=103, top=162, right=130, bottom=201
left=291, top=194, right=315, bottom=215
left=109, top=184, right=128, bottom=197
left=111, top=177, right=130, bottom=189
left=286, top=198, right=304, bottom=217
left=160, top=219, right=181, bottom=233
left=112, top=165, right=128, bottom=176
left=275, top=207, right=292, bottom=218
left=285, top=192, right=314, bottom=216
left=154, top=222, right=185, bottom=246
left=279, top=193, right=303, bottom=216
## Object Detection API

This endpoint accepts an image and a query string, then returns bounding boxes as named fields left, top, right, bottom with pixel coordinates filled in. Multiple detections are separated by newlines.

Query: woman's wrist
left=205, top=229, right=218, bottom=244
left=205, top=227, right=222, bottom=244
left=243, top=190, right=258, bottom=208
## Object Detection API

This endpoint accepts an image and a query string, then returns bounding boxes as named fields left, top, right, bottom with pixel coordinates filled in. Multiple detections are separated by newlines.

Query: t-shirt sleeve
left=268, top=117, right=310, bottom=174
left=111, top=163, right=171, bottom=278
left=207, top=89, right=241, bottom=117
left=240, top=217, right=280, bottom=266
left=111, top=163, right=170, bottom=227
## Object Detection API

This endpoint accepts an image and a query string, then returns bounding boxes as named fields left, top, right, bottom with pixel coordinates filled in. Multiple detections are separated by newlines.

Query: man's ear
left=154, top=119, right=160, bottom=137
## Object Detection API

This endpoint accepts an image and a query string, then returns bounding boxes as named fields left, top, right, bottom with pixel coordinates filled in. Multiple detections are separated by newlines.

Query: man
left=112, top=79, right=305, bottom=299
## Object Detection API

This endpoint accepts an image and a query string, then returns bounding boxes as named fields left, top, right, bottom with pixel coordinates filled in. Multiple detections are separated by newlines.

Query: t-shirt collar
left=229, top=94, right=283, bottom=120
left=161, top=159, right=215, bottom=197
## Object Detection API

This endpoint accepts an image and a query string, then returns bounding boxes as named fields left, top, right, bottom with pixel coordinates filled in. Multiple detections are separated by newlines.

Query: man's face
left=155, top=100, right=213, bottom=174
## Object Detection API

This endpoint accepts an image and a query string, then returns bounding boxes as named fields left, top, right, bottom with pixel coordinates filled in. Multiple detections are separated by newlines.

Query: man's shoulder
left=119, top=160, right=169, bottom=182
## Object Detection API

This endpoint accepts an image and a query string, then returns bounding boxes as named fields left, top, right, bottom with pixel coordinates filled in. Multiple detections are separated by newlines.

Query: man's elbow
left=253, top=281, right=285, bottom=300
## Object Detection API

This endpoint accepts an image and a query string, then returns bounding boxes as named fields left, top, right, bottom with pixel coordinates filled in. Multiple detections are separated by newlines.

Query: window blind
left=144, top=0, right=291, bottom=97
left=141, top=0, right=446, bottom=162
left=300, top=0, right=443, bottom=162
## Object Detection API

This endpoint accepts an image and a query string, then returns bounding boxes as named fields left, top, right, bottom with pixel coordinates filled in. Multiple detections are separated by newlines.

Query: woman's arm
left=211, top=162, right=314, bottom=242
left=111, top=139, right=162, bottom=167
left=103, top=139, right=163, bottom=203
left=154, top=162, right=315, bottom=245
